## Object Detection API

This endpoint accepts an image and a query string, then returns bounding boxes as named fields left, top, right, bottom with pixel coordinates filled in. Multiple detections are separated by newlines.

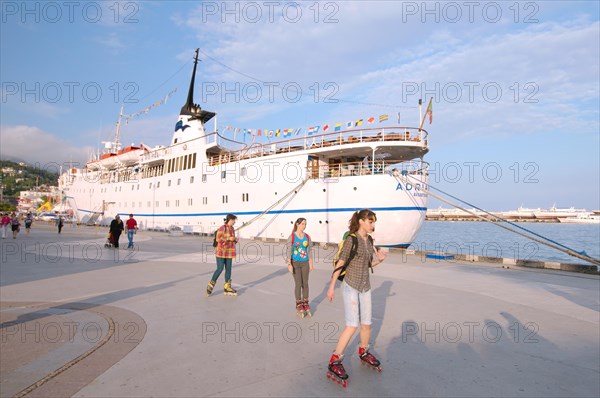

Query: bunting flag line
left=219, top=109, right=412, bottom=140
left=123, top=87, right=178, bottom=124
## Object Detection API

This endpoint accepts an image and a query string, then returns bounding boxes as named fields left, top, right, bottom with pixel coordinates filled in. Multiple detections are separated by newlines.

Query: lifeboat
left=117, top=146, right=146, bottom=166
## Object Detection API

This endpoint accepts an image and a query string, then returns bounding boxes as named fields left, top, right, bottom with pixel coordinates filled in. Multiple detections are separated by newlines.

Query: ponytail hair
left=292, top=217, right=306, bottom=234
left=348, top=209, right=377, bottom=234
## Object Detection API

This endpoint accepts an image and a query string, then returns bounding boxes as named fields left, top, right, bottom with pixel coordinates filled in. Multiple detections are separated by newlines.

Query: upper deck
left=206, top=126, right=429, bottom=166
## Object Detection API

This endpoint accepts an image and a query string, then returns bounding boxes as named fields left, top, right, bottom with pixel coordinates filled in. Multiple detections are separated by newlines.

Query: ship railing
left=208, top=126, right=428, bottom=166
left=312, top=159, right=429, bottom=179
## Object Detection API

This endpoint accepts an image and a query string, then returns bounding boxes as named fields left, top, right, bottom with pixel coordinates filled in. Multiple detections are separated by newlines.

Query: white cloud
left=0, top=125, right=91, bottom=168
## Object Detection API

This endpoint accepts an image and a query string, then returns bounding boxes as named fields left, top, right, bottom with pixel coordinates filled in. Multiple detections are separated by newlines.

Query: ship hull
left=64, top=165, right=428, bottom=247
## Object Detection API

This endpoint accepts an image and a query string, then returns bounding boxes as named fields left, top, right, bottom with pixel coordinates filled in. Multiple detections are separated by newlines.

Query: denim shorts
left=342, top=281, right=372, bottom=327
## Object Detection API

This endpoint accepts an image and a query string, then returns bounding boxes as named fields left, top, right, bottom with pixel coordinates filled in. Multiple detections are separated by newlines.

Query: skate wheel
left=342, top=380, right=347, bottom=388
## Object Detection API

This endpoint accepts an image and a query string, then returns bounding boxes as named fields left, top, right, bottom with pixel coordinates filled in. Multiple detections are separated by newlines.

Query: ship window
left=155, top=201, right=159, bottom=207
left=203, top=197, right=207, bottom=205
left=192, top=153, right=197, bottom=168
left=202, top=174, right=207, bottom=183
left=149, top=183, right=152, bottom=189
left=190, top=176, right=194, bottom=184
left=137, top=185, right=139, bottom=190
left=168, top=180, right=172, bottom=187
left=242, top=193, right=249, bottom=202
left=132, top=185, right=134, bottom=191
left=174, top=138, right=178, bottom=144
left=241, top=167, right=247, bottom=177
left=166, top=200, right=170, bottom=207
left=188, top=198, right=193, bottom=206
left=139, top=202, right=142, bottom=207
left=221, top=171, right=226, bottom=180
left=157, top=181, right=160, bottom=188
left=175, top=200, right=180, bottom=207
left=222, top=195, right=228, bottom=204
left=132, top=202, right=135, bottom=208
left=177, top=178, right=181, bottom=185
left=147, top=201, right=151, bottom=207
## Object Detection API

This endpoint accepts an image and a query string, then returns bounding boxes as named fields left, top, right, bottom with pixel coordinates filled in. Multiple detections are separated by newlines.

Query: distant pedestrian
left=109, top=215, right=124, bottom=248
left=206, top=214, right=239, bottom=297
left=56, top=216, right=64, bottom=234
left=126, top=214, right=138, bottom=249
left=325, top=209, right=386, bottom=385
left=286, top=218, right=314, bottom=318
left=10, top=213, right=20, bottom=239
left=24, top=213, right=33, bottom=235
left=1, top=213, right=10, bottom=239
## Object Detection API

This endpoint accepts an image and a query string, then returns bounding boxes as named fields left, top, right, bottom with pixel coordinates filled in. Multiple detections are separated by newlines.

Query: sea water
left=411, top=221, right=600, bottom=265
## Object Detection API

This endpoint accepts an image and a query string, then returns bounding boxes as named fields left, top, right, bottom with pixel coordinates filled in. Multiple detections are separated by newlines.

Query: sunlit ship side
left=58, top=50, right=430, bottom=247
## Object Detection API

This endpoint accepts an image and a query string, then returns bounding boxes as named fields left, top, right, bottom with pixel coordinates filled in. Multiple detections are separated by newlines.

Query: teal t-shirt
left=291, top=233, right=310, bottom=262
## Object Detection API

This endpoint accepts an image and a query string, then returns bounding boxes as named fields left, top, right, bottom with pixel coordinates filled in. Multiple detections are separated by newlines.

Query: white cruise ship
left=58, top=50, right=430, bottom=247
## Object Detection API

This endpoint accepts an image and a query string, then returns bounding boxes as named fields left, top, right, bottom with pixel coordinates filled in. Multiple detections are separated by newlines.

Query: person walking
left=109, top=215, right=124, bottom=248
left=24, top=213, right=33, bottom=235
left=206, top=214, right=239, bottom=296
left=286, top=218, right=314, bottom=318
left=56, top=215, right=64, bottom=234
left=325, top=209, right=386, bottom=386
left=125, top=214, right=138, bottom=249
left=1, top=213, right=10, bottom=239
left=10, top=213, right=20, bottom=239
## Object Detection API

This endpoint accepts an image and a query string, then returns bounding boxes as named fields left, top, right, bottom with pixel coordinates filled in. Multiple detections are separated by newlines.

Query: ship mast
left=179, top=48, right=216, bottom=123
left=115, top=104, right=123, bottom=152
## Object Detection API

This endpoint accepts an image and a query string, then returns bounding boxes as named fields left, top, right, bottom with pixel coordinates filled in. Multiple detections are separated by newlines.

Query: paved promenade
left=1, top=223, right=599, bottom=397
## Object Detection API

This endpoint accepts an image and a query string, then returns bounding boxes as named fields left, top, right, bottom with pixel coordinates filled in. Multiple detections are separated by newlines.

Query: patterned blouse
left=215, top=224, right=236, bottom=258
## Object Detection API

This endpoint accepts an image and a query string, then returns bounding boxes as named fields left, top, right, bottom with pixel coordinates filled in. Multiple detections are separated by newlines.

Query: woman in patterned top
left=286, top=218, right=314, bottom=317
left=206, top=214, right=239, bottom=296
left=326, top=209, right=386, bottom=382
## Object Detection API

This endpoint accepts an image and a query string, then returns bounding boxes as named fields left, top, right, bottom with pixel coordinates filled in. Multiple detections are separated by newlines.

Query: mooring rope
left=397, top=172, right=600, bottom=267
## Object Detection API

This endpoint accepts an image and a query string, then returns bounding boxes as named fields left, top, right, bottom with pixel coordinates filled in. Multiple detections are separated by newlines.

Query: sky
left=1, top=0, right=599, bottom=211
